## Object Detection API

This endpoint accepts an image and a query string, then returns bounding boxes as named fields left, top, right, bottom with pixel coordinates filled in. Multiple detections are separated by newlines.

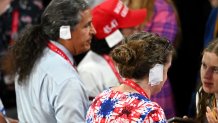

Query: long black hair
left=1, top=0, right=89, bottom=84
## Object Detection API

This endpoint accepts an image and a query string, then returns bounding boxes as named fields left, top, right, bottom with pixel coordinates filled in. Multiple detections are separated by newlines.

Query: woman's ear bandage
left=149, top=64, right=163, bottom=86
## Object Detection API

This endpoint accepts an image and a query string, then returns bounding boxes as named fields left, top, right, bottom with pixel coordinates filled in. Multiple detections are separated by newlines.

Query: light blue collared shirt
left=15, top=41, right=89, bottom=123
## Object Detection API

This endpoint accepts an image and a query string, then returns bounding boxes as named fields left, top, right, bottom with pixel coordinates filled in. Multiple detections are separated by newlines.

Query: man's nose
left=90, top=23, right=96, bottom=34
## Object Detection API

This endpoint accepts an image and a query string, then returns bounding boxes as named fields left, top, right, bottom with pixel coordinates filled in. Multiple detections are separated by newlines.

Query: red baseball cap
left=92, top=0, right=147, bottom=47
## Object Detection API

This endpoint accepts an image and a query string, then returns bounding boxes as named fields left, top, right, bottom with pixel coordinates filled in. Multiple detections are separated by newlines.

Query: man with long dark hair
left=1, top=0, right=96, bottom=122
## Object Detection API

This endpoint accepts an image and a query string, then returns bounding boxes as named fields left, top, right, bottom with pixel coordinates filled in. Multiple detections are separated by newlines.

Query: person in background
left=195, top=38, right=218, bottom=123
left=188, top=0, right=218, bottom=118
left=77, top=0, right=147, bottom=103
left=1, top=0, right=96, bottom=122
left=121, top=0, right=181, bottom=118
left=0, top=0, right=43, bottom=54
left=86, top=32, right=175, bottom=122
left=204, top=0, right=218, bottom=47
left=0, top=0, right=44, bottom=114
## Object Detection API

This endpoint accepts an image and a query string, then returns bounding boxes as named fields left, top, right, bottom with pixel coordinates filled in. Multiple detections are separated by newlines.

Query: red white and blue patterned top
left=86, top=89, right=167, bottom=123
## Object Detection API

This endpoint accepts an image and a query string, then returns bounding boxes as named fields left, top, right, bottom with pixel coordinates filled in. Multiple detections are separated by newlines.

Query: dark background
left=169, top=0, right=211, bottom=117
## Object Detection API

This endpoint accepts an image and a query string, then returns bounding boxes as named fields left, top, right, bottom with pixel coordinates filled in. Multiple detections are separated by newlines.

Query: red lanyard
left=11, top=9, right=19, bottom=34
left=102, top=55, right=149, bottom=98
left=103, top=54, right=123, bottom=83
left=123, top=79, right=149, bottom=99
left=10, top=9, right=19, bottom=45
left=47, top=41, right=77, bottom=71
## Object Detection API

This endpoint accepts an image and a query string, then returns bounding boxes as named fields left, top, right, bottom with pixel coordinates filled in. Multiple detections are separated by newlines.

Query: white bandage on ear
left=148, top=64, right=164, bottom=86
left=59, top=25, right=71, bottom=40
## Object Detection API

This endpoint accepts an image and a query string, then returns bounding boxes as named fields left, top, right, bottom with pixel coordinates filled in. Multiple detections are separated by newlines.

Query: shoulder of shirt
left=36, top=49, right=80, bottom=85
left=78, top=51, right=106, bottom=69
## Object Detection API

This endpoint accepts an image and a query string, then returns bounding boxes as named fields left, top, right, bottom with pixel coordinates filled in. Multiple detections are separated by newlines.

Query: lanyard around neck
left=123, top=79, right=149, bottom=99
left=47, top=41, right=77, bottom=71
left=102, top=54, right=149, bottom=98
left=103, top=54, right=123, bottom=83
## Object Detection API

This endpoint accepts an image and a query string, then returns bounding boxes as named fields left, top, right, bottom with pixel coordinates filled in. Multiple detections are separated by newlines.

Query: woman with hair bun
left=86, top=32, right=175, bottom=123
